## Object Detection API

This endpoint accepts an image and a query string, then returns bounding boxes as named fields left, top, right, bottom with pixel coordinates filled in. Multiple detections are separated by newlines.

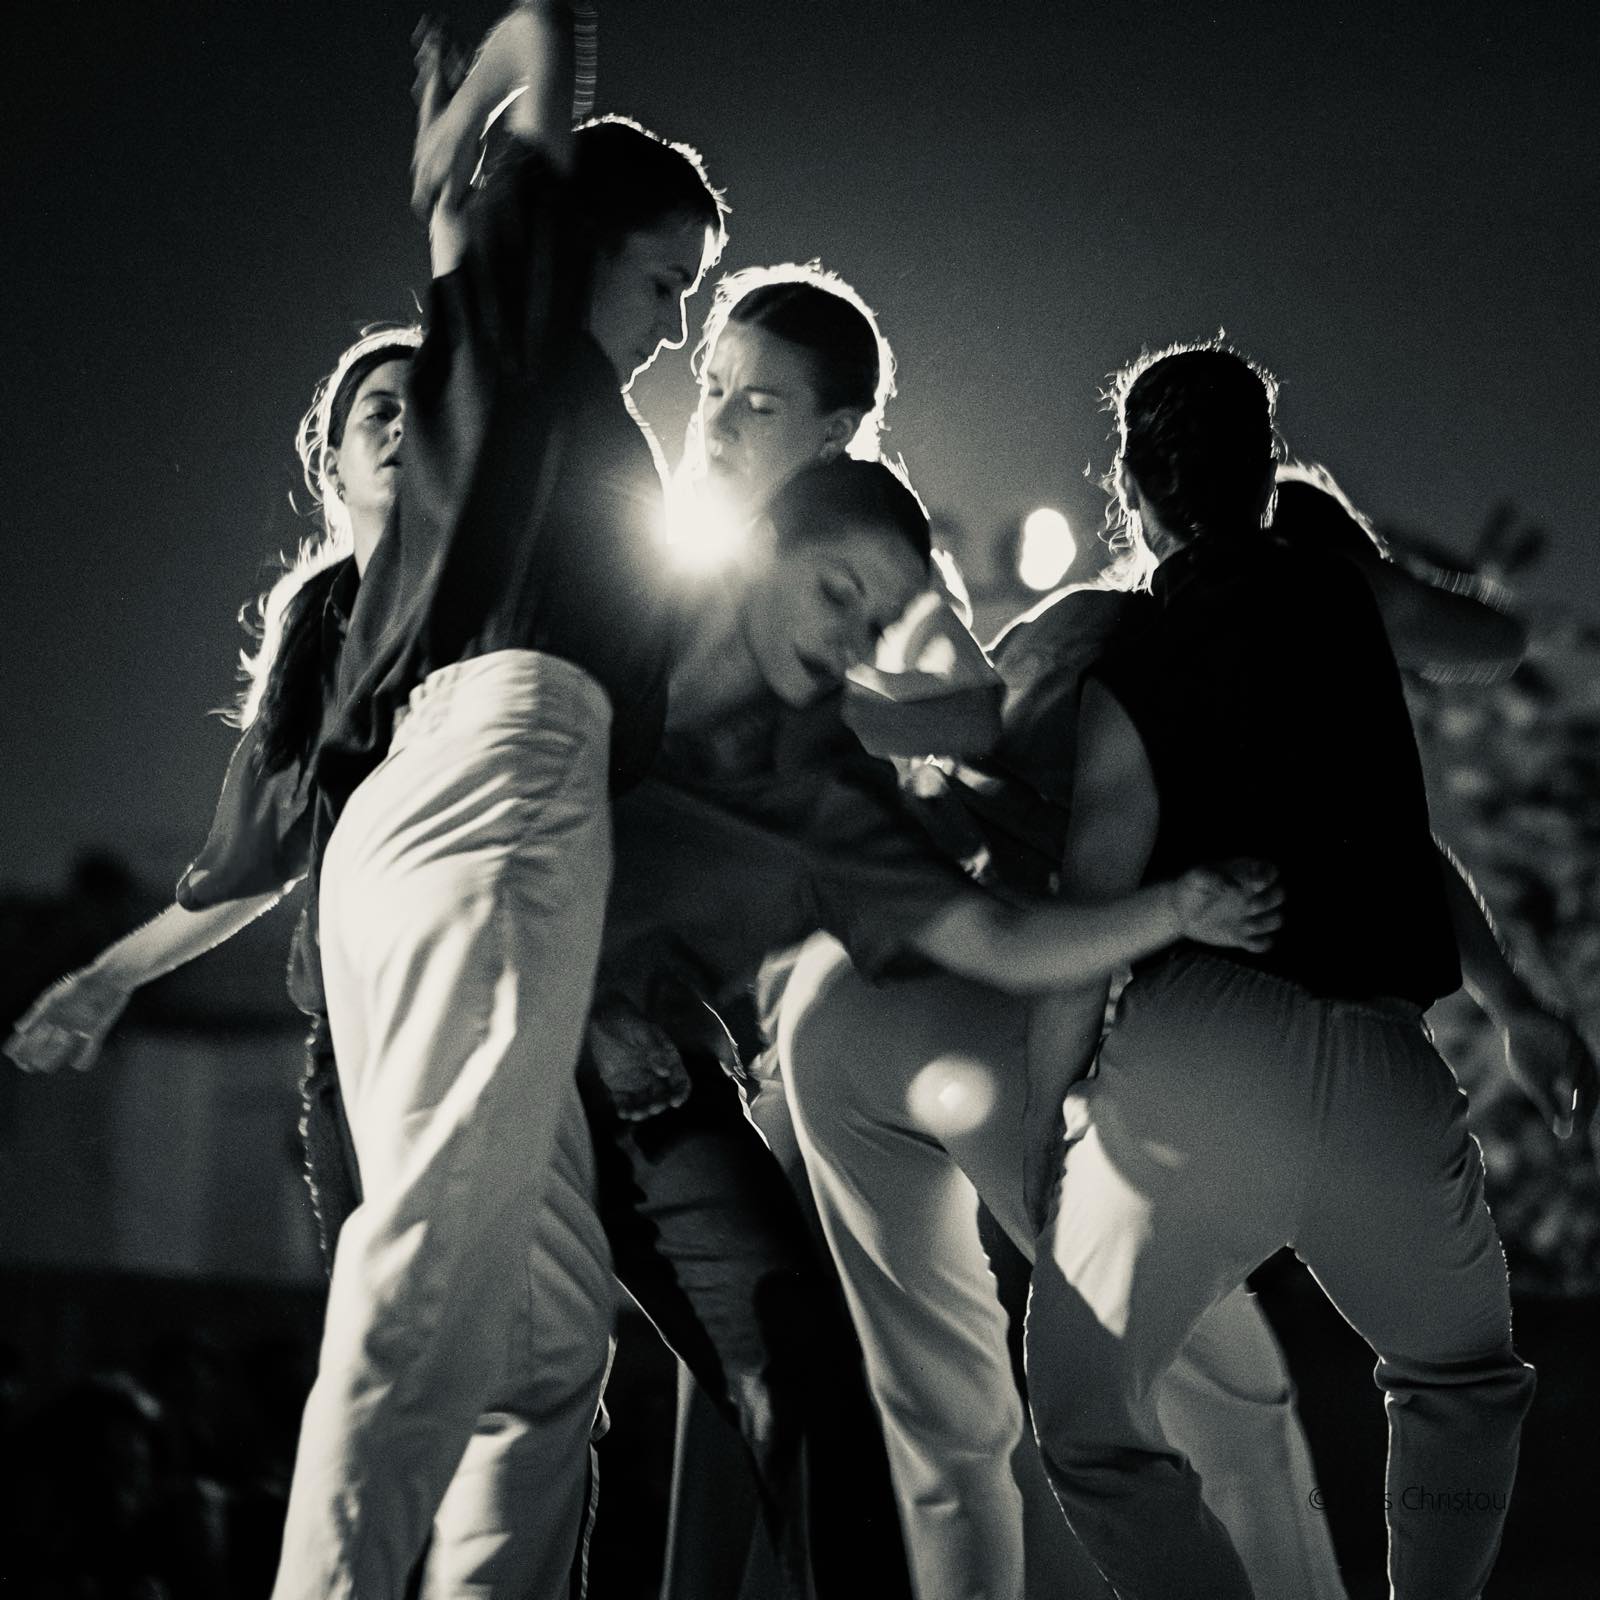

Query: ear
left=817, top=408, right=864, bottom=461
left=1255, top=462, right=1278, bottom=526
left=1116, top=463, right=1143, bottom=516
left=324, top=447, right=345, bottom=500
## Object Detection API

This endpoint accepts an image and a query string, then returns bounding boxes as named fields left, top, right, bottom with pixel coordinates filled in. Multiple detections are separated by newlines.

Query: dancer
left=776, top=460, right=1577, bottom=1600
left=271, top=7, right=725, bottom=1595
left=585, top=263, right=921, bottom=1600
left=5, top=325, right=421, bottom=1257
left=1019, top=341, right=1566, bottom=1599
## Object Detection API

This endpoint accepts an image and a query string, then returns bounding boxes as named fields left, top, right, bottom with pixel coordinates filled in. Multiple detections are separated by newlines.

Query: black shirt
left=1092, top=534, right=1460, bottom=1007
left=314, top=145, right=673, bottom=819
left=601, top=689, right=973, bottom=1011
left=179, top=558, right=361, bottom=1018
left=873, top=587, right=1131, bottom=900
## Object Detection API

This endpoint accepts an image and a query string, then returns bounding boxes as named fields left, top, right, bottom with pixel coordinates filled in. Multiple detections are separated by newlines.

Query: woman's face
left=587, top=217, right=709, bottom=391
left=699, top=322, right=861, bottom=513
left=326, top=358, right=410, bottom=531
left=743, top=519, right=928, bottom=707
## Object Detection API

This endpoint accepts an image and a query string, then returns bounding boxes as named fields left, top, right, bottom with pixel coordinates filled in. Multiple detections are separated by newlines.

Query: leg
left=1026, top=958, right=1335, bottom=1600
left=1295, top=1009, right=1534, bottom=1600
left=275, top=685, right=612, bottom=1600
left=781, top=935, right=1110, bottom=1600
left=590, top=1046, right=909, bottom=1600
left=424, top=1077, right=618, bottom=1600
left=1156, top=1287, right=1346, bottom=1600
left=659, top=1361, right=767, bottom=1600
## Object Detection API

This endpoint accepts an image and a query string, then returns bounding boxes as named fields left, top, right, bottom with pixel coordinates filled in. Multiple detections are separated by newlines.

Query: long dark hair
left=227, top=327, right=421, bottom=773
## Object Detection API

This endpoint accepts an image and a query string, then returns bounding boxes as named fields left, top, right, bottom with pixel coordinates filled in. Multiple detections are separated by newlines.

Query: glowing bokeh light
left=905, top=1056, right=999, bottom=1140
left=1017, top=506, right=1076, bottom=591
left=661, top=475, right=749, bottom=571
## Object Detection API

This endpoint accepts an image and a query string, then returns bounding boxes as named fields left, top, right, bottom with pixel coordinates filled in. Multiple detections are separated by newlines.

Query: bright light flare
left=905, top=1056, right=999, bottom=1141
left=661, top=474, right=749, bottom=572
left=1017, top=506, right=1077, bottom=591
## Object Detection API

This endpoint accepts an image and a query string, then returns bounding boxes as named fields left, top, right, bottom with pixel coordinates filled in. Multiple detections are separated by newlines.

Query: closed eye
left=820, top=572, right=857, bottom=607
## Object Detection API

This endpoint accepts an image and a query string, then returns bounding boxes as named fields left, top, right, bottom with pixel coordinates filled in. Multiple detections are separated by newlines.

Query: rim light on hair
left=229, top=326, right=422, bottom=730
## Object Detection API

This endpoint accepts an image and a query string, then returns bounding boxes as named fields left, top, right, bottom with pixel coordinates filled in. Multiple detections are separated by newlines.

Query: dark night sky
left=3, top=0, right=1596, bottom=893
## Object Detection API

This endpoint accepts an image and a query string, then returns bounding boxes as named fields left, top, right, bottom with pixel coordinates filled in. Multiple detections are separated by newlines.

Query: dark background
left=2, top=5, right=1598, bottom=1593
left=3, top=0, right=1597, bottom=892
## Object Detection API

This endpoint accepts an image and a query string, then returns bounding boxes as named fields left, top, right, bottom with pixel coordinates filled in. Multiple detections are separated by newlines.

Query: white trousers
left=779, top=933, right=1346, bottom=1600
left=1028, top=953, right=1533, bottom=1600
left=273, top=650, right=617, bottom=1600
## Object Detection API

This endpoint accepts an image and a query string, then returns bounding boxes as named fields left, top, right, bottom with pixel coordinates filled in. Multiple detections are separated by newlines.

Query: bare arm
left=413, top=3, right=577, bottom=277
left=1358, top=558, right=1526, bottom=683
left=1012, top=680, right=1168, bottom=1222
left=6, top=890, right=287, bottom=1074
left=1438, top=841, right=1597, bottom=1138
left=908, top=676, right=1279, bottom=1000
left=912, top=875, right=1198, bottom=996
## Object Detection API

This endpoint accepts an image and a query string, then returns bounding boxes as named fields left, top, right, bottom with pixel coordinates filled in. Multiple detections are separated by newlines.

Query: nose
left=657, top=295, right=689, bottom=352
left=705, top=394, right=737, bottom=446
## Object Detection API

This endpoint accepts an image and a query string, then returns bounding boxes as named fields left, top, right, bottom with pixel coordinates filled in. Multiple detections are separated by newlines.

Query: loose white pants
left=273, top=651, right=616, bottom=1600
left=780, top=933, right=1345, bottom=1600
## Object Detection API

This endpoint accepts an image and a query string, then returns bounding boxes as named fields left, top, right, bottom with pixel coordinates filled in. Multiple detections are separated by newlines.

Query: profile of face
left=743, top=519, right=928, bottom=707
left=699, top=322, right=862, bottom=512
left=587, top=216, right=710, bottom=390
left=324, top=358, right=410, bottom=527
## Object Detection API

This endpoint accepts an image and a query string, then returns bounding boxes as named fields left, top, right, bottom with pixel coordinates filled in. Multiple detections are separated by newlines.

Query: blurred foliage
left=1394, top=505, right=1600, bottom=1297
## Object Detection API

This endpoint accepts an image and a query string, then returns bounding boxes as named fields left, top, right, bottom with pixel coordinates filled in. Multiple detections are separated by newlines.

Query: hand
left=5, top=968, right=132, bottom=1074
left=584, top=995, right=693, bottom=1122
left=1499, top=1003, right=1600, bottom=1141
left=410, top=17, right=490, bottom=220
left=1172, top=858, right=1284, bottom=953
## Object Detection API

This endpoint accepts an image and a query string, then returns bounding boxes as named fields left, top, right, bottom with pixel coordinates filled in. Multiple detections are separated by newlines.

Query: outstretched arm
left=6, top=889, right=288, bottom=1074
left=1356, top=555, right=1526, bottom=683
left=909, top=855, right=1278, bottom=998
left=1438, top=841, right=1597, bottom=1138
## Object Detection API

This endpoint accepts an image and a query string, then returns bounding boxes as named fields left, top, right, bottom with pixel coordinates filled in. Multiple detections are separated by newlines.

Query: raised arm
left=412, top=3, right=577, bottom=277
left=6, top=889, right=288, bottom=1074
left=1437, top=840, right=1598, bottom=1138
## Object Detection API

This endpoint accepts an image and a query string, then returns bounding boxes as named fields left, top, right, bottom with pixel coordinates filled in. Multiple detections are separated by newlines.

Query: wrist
left=82, top=958, right=136, bottom=994
left=1157, top=878, right=1187, bottom=943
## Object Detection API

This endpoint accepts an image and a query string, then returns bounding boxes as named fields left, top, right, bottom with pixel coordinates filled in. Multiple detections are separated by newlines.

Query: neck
left=1138, top=506, right=1188, bottom=566
left=667, top=579, right=769, bottom=731
left=351, top=513, right=383, bottom=575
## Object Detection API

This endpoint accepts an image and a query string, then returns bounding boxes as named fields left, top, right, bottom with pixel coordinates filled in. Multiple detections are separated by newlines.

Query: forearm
left=1361, top=558, right=1526, bottom=682
left=89, top=890, right=288, bottom=991
left=914, top=883, right=1180, bottom=996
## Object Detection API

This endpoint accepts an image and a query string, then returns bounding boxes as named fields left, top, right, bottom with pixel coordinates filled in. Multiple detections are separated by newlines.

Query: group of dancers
left=10, top=5, right=1598, bottom=1598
